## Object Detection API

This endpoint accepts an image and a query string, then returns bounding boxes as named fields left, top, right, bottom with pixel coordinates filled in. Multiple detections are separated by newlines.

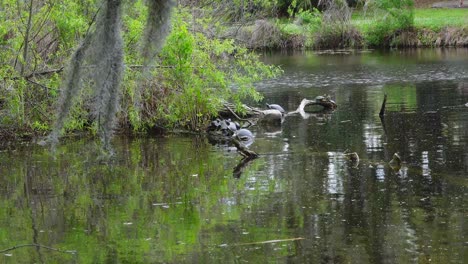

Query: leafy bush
left=297, top=8, right=322, bottom=26
left=314, top=23, right=363, bottom=49
left=313, top=0, right=363, bottom=49
left=1, top=1, right=280, bottom=137
left=363, top=0, right=414, bottom=46
left=122, top=10, right=281, bottom=131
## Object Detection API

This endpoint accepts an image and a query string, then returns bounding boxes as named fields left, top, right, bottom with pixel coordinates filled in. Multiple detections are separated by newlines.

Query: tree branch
left=0, top=244, right=77, bottom=254
left=20, top=0, right=35, bottom=77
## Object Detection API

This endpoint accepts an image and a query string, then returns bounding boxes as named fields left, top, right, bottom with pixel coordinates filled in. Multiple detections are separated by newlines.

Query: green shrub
left=363, top=0, right=414, bottom=46
left=314, top=23, right=363, bottom=49
left=313, top=0, right=363, bottom=49
left=297, top=8, right=321, bottom=26
left=122, top=10, right=281, bottom=131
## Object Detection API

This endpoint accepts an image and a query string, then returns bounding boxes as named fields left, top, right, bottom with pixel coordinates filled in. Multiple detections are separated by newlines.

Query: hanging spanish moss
left=48, top=0, right=174, bottom=150
left=134, top=0, right=174, bottom=110
left=48, top=33, right=93, bottom=145
left=141, top=0, right=174, bottom=65
left=90, top=0, right=124, bottom=149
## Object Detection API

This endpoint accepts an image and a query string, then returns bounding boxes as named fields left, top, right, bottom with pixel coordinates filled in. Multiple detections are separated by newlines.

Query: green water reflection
left=1, top=49, right=467, bottom=263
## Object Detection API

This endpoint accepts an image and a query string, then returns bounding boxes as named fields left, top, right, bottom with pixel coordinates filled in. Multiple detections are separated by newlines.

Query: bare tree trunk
left=20, top=0, right=34, bottom=77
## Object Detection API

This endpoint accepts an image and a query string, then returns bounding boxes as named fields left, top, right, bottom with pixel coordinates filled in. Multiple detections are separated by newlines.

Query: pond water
left=1, top=49, right=467, bottom=263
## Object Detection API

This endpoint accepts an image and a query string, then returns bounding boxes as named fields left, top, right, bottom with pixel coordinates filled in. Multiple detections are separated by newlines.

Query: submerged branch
left=222, top=237, right=305, bottom=247
left=232, top=138, right=258, bottom=158
left=0, top=244, right=77, bottom=254
left=287, top=97, right=337, bottom=117
left=218, top=96, right=337, bottom=124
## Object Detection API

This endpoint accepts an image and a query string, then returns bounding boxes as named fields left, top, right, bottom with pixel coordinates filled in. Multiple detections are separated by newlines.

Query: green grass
left=352, top=8, right=468, bottom=31
left=278, top=22, right=304, bottom=35
left=413, top=9, right=468, bottom=30
left=260, top=8, right=467, bottom=48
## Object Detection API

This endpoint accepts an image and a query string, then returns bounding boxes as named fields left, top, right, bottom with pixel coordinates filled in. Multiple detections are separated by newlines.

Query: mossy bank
left=233, top=6, right=467, bottom=49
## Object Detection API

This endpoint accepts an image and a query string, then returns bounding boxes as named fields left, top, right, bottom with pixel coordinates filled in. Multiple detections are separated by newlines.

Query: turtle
left=234, top=129, right=253, bottom=141
left=226, top=119, right=240, bottom=132
left=234, top=128, right=254, bottom=147
left=314, top=95, right=325, bottom=102
left=266, top=103, right=285, bottom=114
left=208, top=118, right=222, bottom=131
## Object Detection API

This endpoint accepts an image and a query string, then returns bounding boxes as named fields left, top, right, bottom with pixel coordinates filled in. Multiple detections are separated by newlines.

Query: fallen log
left=232, top=138, right=258, bottom=158
left=220, top=95, right=337, bottom=122
left=288, top=96, right=337, bottom=115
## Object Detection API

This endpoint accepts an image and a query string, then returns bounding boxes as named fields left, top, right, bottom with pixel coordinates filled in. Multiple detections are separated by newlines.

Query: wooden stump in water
left=379, top=94, right=387, bottom=117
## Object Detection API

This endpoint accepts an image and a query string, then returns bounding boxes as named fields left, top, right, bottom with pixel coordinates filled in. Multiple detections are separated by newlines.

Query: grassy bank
left=353, top=9, right=468, bottom=31
left=238, top=8, right=468, bottom=49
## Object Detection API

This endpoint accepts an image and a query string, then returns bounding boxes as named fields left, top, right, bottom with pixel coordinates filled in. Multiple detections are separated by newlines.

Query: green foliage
left=287, top=0, right=317, bottom=18
left=363, top=0, right=415, bottom=46
left=124, top=10, right=280, bottom=131
left=51, top=1, right=93, bottom=48
left=413, top=9, right=468, bottom=31
left=280, top=0, right=319, bottom=17
left=353, top=8, right=467, bottom=46
left=364, top=21, right=395, bottom=46
left=314, top=23, right=363, bottom=49
left=297, top=8, right=322, bottom=26
left=313, top=0, right=363, bottom=49
left=0, top=0, right=98, bottom=135
left=1, top=0, right=279, bottom=138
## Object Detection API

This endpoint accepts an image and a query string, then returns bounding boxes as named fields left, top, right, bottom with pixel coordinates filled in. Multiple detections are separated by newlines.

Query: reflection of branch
left=380, top=115, right=388, bottom=136
left=287, top=98, right=336, bottom=119
left=233, top=156, right=257, bottom=178
left=232, top=138, right=258, bottom=158
left=232, top=136, right=259, bottom=178
left=379, top=94, right=388, bottom=136
left=0, top=244, right=77, bottom=254
left=222, top=237, right=305, bottom=246
left=343, top=151, right=360, bottom=168
left=25, top=168, right=44, bottom=262
left=379, top=93, right=387, bottom=117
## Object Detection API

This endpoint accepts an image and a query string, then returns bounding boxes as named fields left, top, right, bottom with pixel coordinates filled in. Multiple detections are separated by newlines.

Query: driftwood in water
left=218, top=104, right=282, bottom=125
left=288, top=97, right=337, bottom=115
left=211, top=95, right=337, bottom=159
left=220, top=95, right=337, bottom=123
left=232, top=138, right=258, bottom=158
